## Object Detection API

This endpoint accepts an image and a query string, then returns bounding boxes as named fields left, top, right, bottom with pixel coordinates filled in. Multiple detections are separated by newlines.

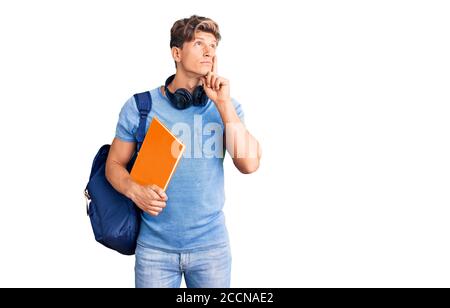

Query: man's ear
left=171, top=47, right=182, bottom=64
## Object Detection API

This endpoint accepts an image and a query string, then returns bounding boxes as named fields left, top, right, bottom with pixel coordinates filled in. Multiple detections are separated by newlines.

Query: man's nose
left=203, top=46, right=214, bottom=57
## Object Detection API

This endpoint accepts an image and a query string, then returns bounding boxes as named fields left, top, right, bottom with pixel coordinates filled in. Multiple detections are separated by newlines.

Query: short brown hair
left=170, top=15, right=221, bottom=49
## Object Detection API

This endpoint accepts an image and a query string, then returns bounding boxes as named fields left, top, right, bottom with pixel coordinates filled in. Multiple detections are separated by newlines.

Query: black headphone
left=164, top=74, right=208, bottom=110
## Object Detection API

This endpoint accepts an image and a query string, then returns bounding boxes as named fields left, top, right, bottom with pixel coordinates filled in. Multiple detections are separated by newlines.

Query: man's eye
left=210, top=45, right=216, bottom=49
left=195, top=41, right=202, bottom=46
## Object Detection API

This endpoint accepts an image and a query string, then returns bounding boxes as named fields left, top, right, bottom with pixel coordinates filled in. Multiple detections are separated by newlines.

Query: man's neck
left=167, top=70, right=202, bottom=94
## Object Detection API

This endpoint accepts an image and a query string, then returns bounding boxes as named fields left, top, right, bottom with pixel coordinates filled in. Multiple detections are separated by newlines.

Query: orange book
left=130, top=116, right=185, bottom=191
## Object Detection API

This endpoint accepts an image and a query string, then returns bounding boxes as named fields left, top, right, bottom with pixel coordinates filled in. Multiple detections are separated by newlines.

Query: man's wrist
left=124, top=178, right=137, bottom=200
left=214, top=98, right=232, bottom=111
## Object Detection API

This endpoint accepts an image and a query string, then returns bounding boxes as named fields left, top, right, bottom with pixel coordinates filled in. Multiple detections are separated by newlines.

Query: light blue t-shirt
left=115, top=86, right=244, bottom=252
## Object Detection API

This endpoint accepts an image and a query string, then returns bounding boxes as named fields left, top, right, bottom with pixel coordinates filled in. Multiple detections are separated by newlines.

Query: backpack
left=84, top=91, right=152, bottom=255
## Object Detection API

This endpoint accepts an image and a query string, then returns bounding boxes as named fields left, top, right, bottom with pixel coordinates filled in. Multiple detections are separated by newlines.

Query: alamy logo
left=170, top=115, right=257, bottom=159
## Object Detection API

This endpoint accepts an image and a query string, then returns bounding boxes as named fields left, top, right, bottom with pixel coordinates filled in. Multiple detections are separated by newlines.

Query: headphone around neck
left=164, top=74, right=208, bottom=110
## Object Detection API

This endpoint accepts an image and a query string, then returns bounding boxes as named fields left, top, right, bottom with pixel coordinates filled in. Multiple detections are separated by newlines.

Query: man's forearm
left=215, top=99, right=261, bottom=173
left=105, top=161, right=136, bottom=199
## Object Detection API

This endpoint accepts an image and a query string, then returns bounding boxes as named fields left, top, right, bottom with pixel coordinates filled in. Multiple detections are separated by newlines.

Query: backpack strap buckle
left=84, top=189, right=91, bottom=216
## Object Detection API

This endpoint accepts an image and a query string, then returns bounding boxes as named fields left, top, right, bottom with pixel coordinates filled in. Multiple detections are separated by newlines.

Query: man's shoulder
left=119, top=95, right=137, bottom=114
left=132, top=87, right=161, bottom=99
left=121, top=87, right=160, bottom=111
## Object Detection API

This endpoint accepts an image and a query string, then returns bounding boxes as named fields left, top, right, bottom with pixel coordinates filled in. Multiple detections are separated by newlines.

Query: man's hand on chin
left=200, top=56, right=231, bottom=105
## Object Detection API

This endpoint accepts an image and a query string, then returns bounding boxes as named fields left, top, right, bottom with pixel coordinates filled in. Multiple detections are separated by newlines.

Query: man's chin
left=185, top=69, right=209, bottom=79
left=196, top=68, right=211, bottom=76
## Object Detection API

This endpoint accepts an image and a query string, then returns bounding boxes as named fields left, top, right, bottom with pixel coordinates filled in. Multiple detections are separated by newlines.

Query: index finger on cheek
left=213, top=56, right=218, bottom=74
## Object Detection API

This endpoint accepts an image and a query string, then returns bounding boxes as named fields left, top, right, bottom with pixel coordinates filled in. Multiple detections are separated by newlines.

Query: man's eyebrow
left=194, top=37, right=217, bottom=43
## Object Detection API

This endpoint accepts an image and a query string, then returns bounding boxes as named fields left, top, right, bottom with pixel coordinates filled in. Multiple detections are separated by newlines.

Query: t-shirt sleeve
left=231, top=97, right=245, bottom=125
left=115, top=96, right=139, bottom=142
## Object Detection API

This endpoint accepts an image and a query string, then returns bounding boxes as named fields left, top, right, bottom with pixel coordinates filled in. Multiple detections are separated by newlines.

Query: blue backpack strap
left=133, top=91, right=152, bottom=152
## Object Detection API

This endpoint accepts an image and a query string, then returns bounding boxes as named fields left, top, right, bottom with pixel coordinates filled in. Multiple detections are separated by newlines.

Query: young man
left=105, top=15, right=261, bottom=288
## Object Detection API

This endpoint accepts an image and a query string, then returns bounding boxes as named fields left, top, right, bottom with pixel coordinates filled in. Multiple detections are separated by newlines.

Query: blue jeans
left=135, top=243, right=232, bottom=288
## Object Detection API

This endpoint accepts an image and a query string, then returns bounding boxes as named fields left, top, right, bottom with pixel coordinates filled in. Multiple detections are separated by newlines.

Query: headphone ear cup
left=192, top=86, right=208, bottom=106
left=173, top=89, right=193, bottom=109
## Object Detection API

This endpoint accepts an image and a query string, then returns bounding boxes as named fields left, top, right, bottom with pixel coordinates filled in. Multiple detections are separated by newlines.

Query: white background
left=0, top=0, right=449, bottom=287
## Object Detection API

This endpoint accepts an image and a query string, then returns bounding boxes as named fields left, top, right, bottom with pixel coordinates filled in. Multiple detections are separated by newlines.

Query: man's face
left=175, top=31, right=217, bottom=76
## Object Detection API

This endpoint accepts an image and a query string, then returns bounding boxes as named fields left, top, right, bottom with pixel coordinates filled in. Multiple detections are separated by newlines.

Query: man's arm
left=217, top=99, right=262, bottom=174
left=201, top=56, right=261, bottom=173
left=105, top=138, right=136, bottom=197
left=105, top=138, right=168, bottom=216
